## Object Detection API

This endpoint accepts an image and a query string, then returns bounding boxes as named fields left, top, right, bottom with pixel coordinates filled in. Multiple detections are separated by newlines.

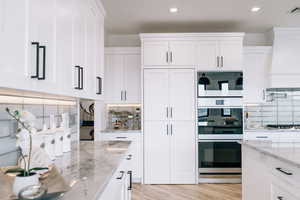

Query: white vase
left=13, top=173, right=40, bottom=196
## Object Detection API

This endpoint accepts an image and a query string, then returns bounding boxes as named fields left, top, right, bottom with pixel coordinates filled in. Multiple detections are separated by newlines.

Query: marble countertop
left=241, top=140, right=300, bottom=168
left=100, top=129, right=141, bottom=133
left=245, top=129, right=300, bottom=133
left=54, top=141, right=131, bottom=200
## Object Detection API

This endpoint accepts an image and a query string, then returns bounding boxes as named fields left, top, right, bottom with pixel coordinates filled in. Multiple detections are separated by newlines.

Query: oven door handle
left=198, top=139, right=242, bottom=142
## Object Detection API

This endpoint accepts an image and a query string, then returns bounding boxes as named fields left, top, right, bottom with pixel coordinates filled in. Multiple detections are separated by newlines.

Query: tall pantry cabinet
left=143, top=69, right=197, bottom=184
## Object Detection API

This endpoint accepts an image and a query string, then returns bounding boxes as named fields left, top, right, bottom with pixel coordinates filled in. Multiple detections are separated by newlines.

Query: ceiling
left=101, top=0, right=300, bottom=34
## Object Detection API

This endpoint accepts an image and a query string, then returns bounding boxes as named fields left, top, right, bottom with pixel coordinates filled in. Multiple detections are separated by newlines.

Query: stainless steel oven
left=198, top=139, right=242, bottom=183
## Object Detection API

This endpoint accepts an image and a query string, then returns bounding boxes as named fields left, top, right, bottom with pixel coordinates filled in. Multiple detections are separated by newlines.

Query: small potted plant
left=4, top=108, right=47, bottom=196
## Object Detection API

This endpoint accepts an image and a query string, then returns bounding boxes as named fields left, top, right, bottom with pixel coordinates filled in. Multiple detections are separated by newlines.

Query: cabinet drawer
left=269, top=157, right=300, bottom=188
left=272, top=183, right=299, bottom=200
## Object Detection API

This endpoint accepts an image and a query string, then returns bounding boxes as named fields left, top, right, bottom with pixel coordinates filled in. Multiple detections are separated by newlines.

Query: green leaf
left=5, top=168, right=25, bottom=174
left=29, top=167, right=48, bottom=172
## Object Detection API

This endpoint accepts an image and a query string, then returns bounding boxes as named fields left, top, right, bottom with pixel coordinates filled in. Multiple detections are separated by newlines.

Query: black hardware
left=96, top=76, right=102, bottom=95
left=74, top=66, right=81, bottom=90
left=38, top=45, right=46, bottom=80
left=276, top=168, right=293, bottom=176
left=121, top=91, right=123, bottom=101
left=126, top=154, right=132, bottom=160
left=170, top=51, right=173, bottom=63
left=124, top=91, right=127, bottom=100
left=277, top=196, right=283, bottom=200
left=80, top=67, right=83, bottom=89
left=217, top=56, right=220, bottom=68
left=221, top=56, right=224, bottom=67
left=166, top=52, right=169, bottom=63
left=127, top=171, right=132, bottom=191
left=117, top=171, right=125, bottom=180
left=256, top=136, right=268, bottom=139
left=31, top=42, right=40, bottom=79
left=116, top=136, right=128, bottom=139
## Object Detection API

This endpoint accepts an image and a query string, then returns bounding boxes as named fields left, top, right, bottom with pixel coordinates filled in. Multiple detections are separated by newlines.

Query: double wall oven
left=197, top=72, right=243, bottom=183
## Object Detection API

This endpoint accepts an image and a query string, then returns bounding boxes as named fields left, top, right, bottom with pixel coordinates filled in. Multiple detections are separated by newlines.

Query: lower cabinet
left=98, top=132, right=142, bottom=183
left=243, top=145, right=300, bottom=200
left=99, top=157, right=132, bottom=200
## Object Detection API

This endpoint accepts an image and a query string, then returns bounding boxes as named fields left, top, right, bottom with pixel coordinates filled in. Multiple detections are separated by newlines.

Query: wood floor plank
left=132, top=184, right=242, bottom=200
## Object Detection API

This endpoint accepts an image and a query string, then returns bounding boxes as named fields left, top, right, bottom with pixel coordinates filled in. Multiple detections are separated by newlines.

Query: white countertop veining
left=54, top=141, right=131, bottom=200
left=241, top=140, right=300, bottom=168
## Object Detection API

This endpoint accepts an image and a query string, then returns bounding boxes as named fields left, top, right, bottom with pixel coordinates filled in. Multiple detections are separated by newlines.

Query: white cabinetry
left=140, top=33, right=244, bottom=70
left=143, top=68, right=196, bottom=184
left=0, top=0, right=105, bottom=99
left=196, top=39, right=243, bottom=71
left=142, top=40, right=196, bottom=67
left=105, top=48, right=141, bottom=104
left=243, top=47, right=272, bottom=103
left=99, top=132, right=142, bottom=183
left=99, top=151, right=133, bottom=200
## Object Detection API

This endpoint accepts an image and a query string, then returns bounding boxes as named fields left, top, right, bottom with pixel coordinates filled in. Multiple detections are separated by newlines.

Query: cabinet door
left=104, top=55, right=124, bottom=103
left=123, top=54, right=141, bottom=103
left=28, top=0, right=56, bottom=90
left=95, top=17, right=105, bottom=99
left=143, top=41, right=169, bottom=66
left=243, top=52, right=270, bottom=103
left=196, top=41, right=218, bottom=71
left=0, top=0, right=31, bottom=90
left=169, top=41, right=196, bottom=66
left=85, top=6, right=97, bottom=97
left=55, top=0, right=73, bottom=95
left=169, top=69, right=195, bottom=121
left=219, top=40, right=243, bottom=71
left=170, top=121, right=196, bottom=184
left=144, top=69, right=169, bottom=121
left=72, top=0, right=86, bottom=94
left=144, top=121, right=170, bottom=184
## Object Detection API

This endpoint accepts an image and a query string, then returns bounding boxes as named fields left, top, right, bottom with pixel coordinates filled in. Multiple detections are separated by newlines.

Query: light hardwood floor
left=132, top=184, right=242, bottom=200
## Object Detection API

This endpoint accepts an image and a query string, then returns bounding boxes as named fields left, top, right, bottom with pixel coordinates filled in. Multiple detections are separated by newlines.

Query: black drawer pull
left=256, top=136, right=268, bottom=139
left=127, top=171, right=132, bottom=191
left=31, top=42, right=40, bottom=79
left=276, top=168, right=293, bottom=176
left=277, top=196, right=283, bottom=200
left=38, top=45, right=46, bottom=80
left=96, top=76, right=102, bottom=95
left=116, top=137, right=128, bottom=139
left=116, top=171, right=125, bottom=180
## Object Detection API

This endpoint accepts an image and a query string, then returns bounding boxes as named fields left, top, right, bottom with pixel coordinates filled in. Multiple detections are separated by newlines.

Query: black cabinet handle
left=80, top=67, right=84, bottom=89
left=38, top=45, right=46, bottom=80
left=74, top=66, right=81, bottom=90
left=125, top=91, right=127, bottom=101
left=127, top=171, right=132, bottom=191
left=276, top=167, right=293, bottom=176
left=117, top=171, right=125, bottom=180
left=221, top=56, right=224, bottom=67
left=277, top=196, right=283, bottom=200
left=96, top=76, right=102, bottom=95
left=31, top=42, right=40, bottom=79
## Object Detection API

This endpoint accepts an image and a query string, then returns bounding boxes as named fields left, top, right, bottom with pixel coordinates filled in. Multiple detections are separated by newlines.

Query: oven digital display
left=215, top=100, right=224, bottom=105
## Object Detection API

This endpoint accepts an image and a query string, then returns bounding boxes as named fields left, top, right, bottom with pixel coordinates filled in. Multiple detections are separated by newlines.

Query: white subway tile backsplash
left=0, top=102, right=78, bottom=167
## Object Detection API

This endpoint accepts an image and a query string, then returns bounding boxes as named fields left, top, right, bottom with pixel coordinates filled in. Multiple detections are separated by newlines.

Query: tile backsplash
left=0, top=102, right=78, bottom=167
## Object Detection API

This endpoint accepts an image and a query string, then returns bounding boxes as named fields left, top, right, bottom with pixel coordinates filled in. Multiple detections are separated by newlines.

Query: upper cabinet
left=105, top=48, right=141, bottom=104
left=0, top=0, right=106, bottom=99
left=141, top=33, right=244, bottom=71
left=142, top=40, right=196, bottom=67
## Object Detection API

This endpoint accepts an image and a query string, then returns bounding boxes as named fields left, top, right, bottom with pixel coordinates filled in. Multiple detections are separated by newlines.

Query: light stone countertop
left=100, top=129, right=141, bottom=134
left=240, top=140, right=300, bottom=168
left=54, top=141, right=131, bottom=200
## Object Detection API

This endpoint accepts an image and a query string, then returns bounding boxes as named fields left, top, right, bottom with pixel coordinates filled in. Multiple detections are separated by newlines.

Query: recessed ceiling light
left=251, top=7, right=261, bottom=12
left=169, top=7, right=179, bottom=13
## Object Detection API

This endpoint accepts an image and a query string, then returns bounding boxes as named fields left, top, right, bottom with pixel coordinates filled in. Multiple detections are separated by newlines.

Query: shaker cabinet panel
left=123, top=54, right=141, bottom=103
left=219, top=40, right=243, bottom=71
left=143, top=41, right=169, bottom=66
left=196, top=41, right=219, bottom=70
left=143, top=69, right=169, bottom=121
left=144, top=121, right=170, bottom=184
left=0, top=0, right=31, bottom=90
left=168, top=69, right=195, bottom=121
left=170, top=121, right=196, bottom=184
left=169, top=41, right=196, bottom=66
left=105, top=55, right=124, bottom=103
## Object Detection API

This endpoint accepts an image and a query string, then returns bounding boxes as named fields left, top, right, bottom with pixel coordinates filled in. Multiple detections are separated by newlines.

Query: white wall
left=105, top=32, right=273, bottom=47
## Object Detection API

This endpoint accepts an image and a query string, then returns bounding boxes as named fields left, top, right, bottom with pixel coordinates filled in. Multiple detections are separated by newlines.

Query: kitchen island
left=55, top=141, right=132, bottom=200
left=241, top=140, right=300, bottom=200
